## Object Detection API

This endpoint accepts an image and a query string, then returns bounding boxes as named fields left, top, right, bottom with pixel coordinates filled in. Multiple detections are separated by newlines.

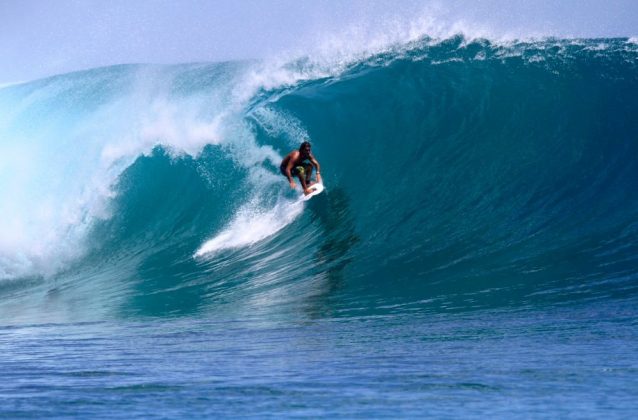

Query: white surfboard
left=300, top=182, right=324, bottom=201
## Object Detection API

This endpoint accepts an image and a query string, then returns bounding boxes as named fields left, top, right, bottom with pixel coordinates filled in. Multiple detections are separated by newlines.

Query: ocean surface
left=1, top=36, right=638, bottom=417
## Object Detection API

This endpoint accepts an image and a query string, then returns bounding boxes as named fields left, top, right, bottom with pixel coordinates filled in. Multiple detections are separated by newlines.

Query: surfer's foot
left=303, top=187, right=316, bottom=195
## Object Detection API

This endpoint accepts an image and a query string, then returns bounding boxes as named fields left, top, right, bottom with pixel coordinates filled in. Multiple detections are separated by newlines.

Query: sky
left=1, top=0, right=637, bottom=84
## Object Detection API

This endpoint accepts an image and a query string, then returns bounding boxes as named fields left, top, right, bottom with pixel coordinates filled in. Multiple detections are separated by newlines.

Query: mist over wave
left=1, top=35, right=637, bottom=322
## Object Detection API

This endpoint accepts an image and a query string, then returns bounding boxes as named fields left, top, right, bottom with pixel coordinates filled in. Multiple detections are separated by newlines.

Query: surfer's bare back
left=280, top=141, right=322, bottom=195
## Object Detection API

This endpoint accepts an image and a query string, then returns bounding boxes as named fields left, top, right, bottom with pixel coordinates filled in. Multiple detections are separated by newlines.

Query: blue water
left=1, top=36, right=638, bottom=417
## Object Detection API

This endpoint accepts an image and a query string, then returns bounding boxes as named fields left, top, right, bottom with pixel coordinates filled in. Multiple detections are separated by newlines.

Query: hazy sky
left=1, top=0, right=637, bottom=83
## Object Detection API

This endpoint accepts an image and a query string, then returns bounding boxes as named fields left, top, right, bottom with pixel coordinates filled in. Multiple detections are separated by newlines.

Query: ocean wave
left=1, top=37, right=637, bottom=318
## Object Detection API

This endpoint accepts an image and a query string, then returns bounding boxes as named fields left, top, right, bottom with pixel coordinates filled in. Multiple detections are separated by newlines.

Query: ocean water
left=1, top=36, right=638, bottom=417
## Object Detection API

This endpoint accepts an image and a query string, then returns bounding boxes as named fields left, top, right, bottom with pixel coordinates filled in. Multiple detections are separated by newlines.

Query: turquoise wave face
left=1, top=37, right=638, bottom=322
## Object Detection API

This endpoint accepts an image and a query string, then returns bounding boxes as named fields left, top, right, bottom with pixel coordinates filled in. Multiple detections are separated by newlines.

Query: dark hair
left=299, top=141, right=311, bottom=151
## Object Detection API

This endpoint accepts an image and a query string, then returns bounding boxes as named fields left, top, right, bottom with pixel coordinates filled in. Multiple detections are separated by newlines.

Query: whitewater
left=1, top=35, right=638, bottom=417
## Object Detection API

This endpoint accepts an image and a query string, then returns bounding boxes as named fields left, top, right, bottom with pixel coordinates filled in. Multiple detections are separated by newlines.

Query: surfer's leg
left=295, top=166, right=309, bottom=190
left=304, top=164, right=315, bottom=186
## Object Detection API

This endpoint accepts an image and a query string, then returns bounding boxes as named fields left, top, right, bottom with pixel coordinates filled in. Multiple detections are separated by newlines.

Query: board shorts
left=280, top=164, right=306, bottom=178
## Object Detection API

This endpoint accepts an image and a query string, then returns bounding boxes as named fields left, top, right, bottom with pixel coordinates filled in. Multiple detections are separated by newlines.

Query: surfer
left=280, top=141, right=322, bottom=195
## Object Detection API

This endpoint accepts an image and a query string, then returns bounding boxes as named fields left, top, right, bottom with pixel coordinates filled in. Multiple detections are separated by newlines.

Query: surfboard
left=300, top=182, right=324, bottom=201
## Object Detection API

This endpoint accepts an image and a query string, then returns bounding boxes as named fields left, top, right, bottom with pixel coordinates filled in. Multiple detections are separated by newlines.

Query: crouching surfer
left=280, top=141, right=322, bottom=195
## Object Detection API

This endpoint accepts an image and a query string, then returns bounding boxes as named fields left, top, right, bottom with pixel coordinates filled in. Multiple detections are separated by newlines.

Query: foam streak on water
left=194, top=196, right=304, bottom=257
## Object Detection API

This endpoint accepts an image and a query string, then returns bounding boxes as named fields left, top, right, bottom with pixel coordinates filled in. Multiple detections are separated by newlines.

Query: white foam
left=0, top=58, right=321, bottom=280
left=0, top=64, right=252, bottom=281
left=250, top=107, right=310, bottom=148
left=585, top=42, right=610, bottom=52
left=194, top=196, right=304, bottom=258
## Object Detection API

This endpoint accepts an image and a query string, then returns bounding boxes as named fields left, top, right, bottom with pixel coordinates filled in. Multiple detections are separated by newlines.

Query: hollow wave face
left=1, top=36, right=638, bottom=322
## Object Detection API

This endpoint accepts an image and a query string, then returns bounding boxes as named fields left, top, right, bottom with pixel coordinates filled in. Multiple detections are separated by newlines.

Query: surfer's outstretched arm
left=309, top=155, right=321, bottom=182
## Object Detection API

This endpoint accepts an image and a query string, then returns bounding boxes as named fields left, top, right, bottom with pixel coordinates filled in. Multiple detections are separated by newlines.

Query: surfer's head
left=299, top=141, right=311, bottom=155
